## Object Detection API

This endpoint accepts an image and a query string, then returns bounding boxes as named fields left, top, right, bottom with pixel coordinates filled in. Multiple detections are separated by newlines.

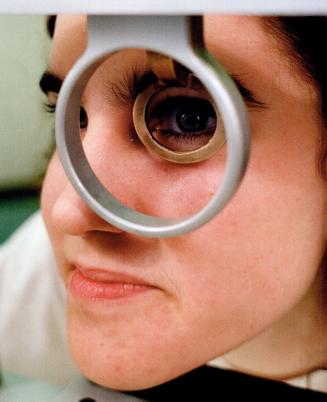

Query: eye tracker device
left=1, top=2, right=327, bottom=401
left=2, top=0, right=327, bottom=239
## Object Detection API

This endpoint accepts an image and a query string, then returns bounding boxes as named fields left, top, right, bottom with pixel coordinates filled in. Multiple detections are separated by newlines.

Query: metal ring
left=133, top=83, right=226, bottom=164
left=55, top=15, right=250, bottom=238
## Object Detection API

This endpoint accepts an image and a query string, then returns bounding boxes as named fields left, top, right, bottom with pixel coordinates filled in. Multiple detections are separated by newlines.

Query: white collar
left=207, top=357, right=327, bottom=394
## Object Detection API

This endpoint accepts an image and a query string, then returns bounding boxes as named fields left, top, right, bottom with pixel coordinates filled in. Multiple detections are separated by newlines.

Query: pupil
left=80, top=107, right=88, bottom=129
left=176, top=107, right=208, bottom=133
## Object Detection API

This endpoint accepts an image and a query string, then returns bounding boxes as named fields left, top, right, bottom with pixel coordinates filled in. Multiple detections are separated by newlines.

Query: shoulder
left=0, top=211, right=79, bottom=384
left=0, top=210, right=50, bottom=259
left=0, top=211, right=62, bottom=310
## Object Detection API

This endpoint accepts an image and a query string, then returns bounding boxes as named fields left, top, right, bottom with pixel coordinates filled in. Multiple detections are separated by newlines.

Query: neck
left=224, top=270, right=327, bottom=380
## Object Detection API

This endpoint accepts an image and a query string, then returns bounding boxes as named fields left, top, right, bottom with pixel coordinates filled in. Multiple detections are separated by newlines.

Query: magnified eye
left=133, top=85, right=225, bottom=163
left=147, top=95, right=216, bottom=152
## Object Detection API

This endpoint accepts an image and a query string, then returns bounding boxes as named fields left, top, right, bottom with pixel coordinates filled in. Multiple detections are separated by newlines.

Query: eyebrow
left=39, top=69, right=265, bottom=108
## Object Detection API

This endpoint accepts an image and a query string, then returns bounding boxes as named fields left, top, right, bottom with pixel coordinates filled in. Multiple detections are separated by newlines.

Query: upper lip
left=73, top=264, right=157, bottom=287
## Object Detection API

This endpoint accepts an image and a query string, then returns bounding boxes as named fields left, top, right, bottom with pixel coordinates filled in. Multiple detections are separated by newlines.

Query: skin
left=41, top=15, right=327, bottom=390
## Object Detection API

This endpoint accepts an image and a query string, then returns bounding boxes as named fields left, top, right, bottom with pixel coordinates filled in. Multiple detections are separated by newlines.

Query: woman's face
left=41, top=15, right=327, bottom=389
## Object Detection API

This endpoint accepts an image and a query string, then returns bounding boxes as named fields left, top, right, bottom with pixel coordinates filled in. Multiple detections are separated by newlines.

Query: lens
left=132, top=52, right=225, bottom=164
left=145, top=87, right=217, bottom=152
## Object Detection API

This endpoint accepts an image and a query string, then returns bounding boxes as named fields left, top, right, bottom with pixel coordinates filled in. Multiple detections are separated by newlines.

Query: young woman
left=1, top=13, right=327, bottom=399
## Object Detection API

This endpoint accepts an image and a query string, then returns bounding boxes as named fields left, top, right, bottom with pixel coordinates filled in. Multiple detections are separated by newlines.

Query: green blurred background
left=0, top=16, right=53, bottom=243
left=0, top=192, right=40, bottom=243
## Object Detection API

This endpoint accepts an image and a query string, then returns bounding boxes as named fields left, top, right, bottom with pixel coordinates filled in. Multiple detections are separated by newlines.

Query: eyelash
left=44, top=100, right=56, bottom=114
left=42, top=79, right=264, bottom=116
left=43, top=100, right=88, bottom=132
left=41, top=67, right=265, bottom=126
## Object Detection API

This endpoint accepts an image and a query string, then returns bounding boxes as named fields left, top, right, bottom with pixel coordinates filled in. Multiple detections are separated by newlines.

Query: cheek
left=164, top=185, right=323, bottom=368
left=41, top=153, right=63, bottom=211
left=41, top=154, right=59, bottom=231
left=167, top=112, right=326, bottom=345
left=40, top=153, right=68, bottom=276
left=186, top=180, right=323, bottom=329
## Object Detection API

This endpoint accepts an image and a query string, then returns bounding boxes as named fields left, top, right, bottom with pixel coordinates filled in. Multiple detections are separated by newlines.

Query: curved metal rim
left=55, top=45, right=250, bottom=238
left=132, top=84, right=226, bottom=164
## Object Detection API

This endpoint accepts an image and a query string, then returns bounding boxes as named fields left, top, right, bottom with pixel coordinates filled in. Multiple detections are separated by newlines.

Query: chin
left=69, top=348, right=188, bottom=392
left=79, top=369, right=166, bottom=392
left=67, top=324, right=208, bottom=392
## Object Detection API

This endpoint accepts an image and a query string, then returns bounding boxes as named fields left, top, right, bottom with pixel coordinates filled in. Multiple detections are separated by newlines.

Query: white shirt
left=0, top=212, right=80, bottom=385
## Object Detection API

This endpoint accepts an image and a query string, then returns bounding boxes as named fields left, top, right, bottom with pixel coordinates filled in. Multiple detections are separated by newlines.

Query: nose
left=51, top=178, right=124, bottom=236
left=50, top=105, right=162, bottom=237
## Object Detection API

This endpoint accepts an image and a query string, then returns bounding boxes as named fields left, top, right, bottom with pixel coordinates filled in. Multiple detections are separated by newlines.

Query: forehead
left=204, top=16, right=314, bottom=101
left=50, top=15, right=87, bottom=77
left=50, top=15, right=270, bottom=73
left=49, top=15, right=315, bottom=102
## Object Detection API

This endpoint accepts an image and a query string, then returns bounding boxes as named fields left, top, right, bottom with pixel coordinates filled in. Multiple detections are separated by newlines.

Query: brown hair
left=264, top=17, right=327, bottom=178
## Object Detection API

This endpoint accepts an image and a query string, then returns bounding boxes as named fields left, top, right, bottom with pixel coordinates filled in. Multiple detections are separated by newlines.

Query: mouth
left=69, top=265, right=158, bottom=302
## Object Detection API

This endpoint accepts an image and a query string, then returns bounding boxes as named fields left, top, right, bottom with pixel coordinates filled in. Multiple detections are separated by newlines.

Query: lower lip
left=69, top=269, right=155, bottom=301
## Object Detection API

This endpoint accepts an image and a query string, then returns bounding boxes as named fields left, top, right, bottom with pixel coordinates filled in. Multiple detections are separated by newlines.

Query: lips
left=69, top=265, right=157, bottom=301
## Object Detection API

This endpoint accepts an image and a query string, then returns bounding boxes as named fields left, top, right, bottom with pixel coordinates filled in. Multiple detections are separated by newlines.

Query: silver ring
left=55, top=15, right=250, bottom=238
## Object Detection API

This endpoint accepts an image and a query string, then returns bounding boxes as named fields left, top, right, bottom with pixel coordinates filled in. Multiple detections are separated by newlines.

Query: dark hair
left=46, top=15, right=56, bottom=38
left=264, top=17, right=327, bottom=177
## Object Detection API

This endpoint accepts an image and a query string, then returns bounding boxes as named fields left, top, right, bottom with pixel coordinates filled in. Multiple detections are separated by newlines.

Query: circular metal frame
left=55, top=15, right=250, bottom=238
left=133, top=84, right=226, bottom=163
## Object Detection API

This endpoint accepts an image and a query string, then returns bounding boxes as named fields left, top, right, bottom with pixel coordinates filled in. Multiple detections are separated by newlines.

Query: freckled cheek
left=175, top=149, right=322, bottom=306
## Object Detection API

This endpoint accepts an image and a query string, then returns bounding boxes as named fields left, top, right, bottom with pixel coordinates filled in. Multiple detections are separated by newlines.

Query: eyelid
left=231, top=74, right=266, bottom=109
left=39, top=67, right=266, bottom=110
left=110, top=69, right=266, bottom=110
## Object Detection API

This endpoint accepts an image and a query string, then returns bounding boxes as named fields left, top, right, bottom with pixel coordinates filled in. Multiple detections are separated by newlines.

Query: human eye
left=144, top=88, right=217, bottom=152
left=132, top=79, right=225, bottom=163
left=131, top=64, right=265, bottom=160
left=39, top=71, right=88, bottom=130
